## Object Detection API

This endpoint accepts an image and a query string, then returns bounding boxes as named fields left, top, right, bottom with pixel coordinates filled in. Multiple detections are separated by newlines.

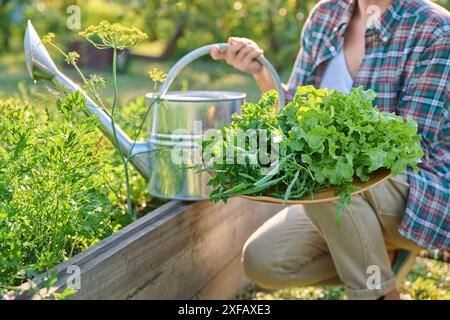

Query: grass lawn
left=0, top=51, right=448, bottom=300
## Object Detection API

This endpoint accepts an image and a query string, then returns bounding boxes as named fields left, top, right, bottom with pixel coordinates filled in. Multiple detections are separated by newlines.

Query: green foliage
left=132, top=0, right=317, bottom=70
left=77, top=21, right=161, bottom=217
left=0, top=93, right=131, bottom=294
left=6, top=0, right=450, bottom=74
left=0, top=20, right=167, bottom=295
left=203, top=86, right=423, bottom=223
left=403, top=258, right=450, bottom=300
left=0, top=0, right=28, bottom=52
left=42, top=21, right=163, bottom=217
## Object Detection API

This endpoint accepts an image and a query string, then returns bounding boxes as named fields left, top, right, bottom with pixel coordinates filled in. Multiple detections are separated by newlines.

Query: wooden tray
left=239, top=168, right=391, bottom=204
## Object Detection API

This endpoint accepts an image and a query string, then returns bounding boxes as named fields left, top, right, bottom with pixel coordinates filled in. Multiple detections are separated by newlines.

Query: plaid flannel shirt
left=286, top=0, right=450, bottom=250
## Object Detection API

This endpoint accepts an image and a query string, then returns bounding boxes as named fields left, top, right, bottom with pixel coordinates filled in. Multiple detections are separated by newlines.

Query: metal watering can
left=24, top=21, right=286, bottom=200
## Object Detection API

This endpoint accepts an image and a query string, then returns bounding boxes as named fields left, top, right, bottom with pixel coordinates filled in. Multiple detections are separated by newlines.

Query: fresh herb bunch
left=203, top=86, right=423, bottom=224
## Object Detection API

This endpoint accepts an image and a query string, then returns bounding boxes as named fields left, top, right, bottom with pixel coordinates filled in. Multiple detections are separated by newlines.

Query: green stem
left=48, top=42, right=107, bottom=112
left=126, top=97, right=158, bottom=162
left=69, top=57, right=108, bottom=112
left=110, top=48, right=133, bottom=217
left=71, top=63, right=87, bottom=84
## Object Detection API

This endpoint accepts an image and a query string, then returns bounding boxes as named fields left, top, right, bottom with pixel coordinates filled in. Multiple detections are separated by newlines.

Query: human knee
left=242, top=236, right=313, bottom=289
left=241, top=236, right=280, bottom=289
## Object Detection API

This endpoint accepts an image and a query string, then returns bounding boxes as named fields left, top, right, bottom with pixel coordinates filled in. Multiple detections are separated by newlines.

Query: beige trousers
left=242, top=174, right=423, bottom=300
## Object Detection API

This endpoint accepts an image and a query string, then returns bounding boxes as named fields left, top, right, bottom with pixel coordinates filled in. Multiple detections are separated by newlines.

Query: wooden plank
left=9, top=199, right=283, bottom=300
left=193, top=253, right=248, bottom=300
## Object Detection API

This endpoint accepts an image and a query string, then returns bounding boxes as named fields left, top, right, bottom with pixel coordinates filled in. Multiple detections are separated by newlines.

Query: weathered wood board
left=9, top=199, right=283, bottom=300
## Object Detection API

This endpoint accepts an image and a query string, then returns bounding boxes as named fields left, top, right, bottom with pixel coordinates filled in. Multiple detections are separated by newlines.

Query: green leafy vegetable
left=202, top=86, right=423, bottom=223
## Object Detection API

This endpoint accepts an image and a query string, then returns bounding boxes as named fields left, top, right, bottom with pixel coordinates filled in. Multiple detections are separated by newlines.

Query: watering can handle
left=158, top=43, right=286, bottom=107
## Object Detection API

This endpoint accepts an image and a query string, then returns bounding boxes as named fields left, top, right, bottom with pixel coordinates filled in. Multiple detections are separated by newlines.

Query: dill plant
left=0, top=94, right=124, bottom=294
left=0, top=21, right=166, bottom=296
left=43, top=21, right=166, bottom=216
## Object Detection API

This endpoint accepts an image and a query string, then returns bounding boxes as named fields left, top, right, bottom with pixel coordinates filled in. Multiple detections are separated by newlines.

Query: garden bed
left=6, top=199, right=282, bottom=300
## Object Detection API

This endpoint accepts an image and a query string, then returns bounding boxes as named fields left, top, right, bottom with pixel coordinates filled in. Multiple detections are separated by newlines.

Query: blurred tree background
left=1, top=0, right=321, bottom=71
left=2, top=0, right=446, bottom=72
left=1, top=0, right=449, bottom=86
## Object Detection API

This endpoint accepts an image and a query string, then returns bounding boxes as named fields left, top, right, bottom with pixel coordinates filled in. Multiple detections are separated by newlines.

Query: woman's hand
left=210, top=37, right=264, bottom=75
left=210, top=37, right=280, bottom=94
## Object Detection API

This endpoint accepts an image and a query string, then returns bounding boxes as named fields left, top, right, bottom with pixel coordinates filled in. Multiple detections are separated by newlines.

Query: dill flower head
left=79, top=21, right=147, bottom=50
left=41, top=32, right=55, bottom=44
left=84, top=74, right=106, bottom=91
left=65, top=51, right=80, bottom=65
left=148, top=68, right=168, bottom=83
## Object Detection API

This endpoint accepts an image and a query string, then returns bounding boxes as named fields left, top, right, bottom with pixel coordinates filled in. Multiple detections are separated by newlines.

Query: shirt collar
left=336, top=0, right=408, bottom=42
left=377, top=0, right=408, bottom=42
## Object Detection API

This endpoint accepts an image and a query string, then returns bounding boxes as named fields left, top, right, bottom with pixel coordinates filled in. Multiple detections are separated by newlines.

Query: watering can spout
left=24, top=20, right=59, bottom=81
left=24, top=21, right=152, bottom=179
